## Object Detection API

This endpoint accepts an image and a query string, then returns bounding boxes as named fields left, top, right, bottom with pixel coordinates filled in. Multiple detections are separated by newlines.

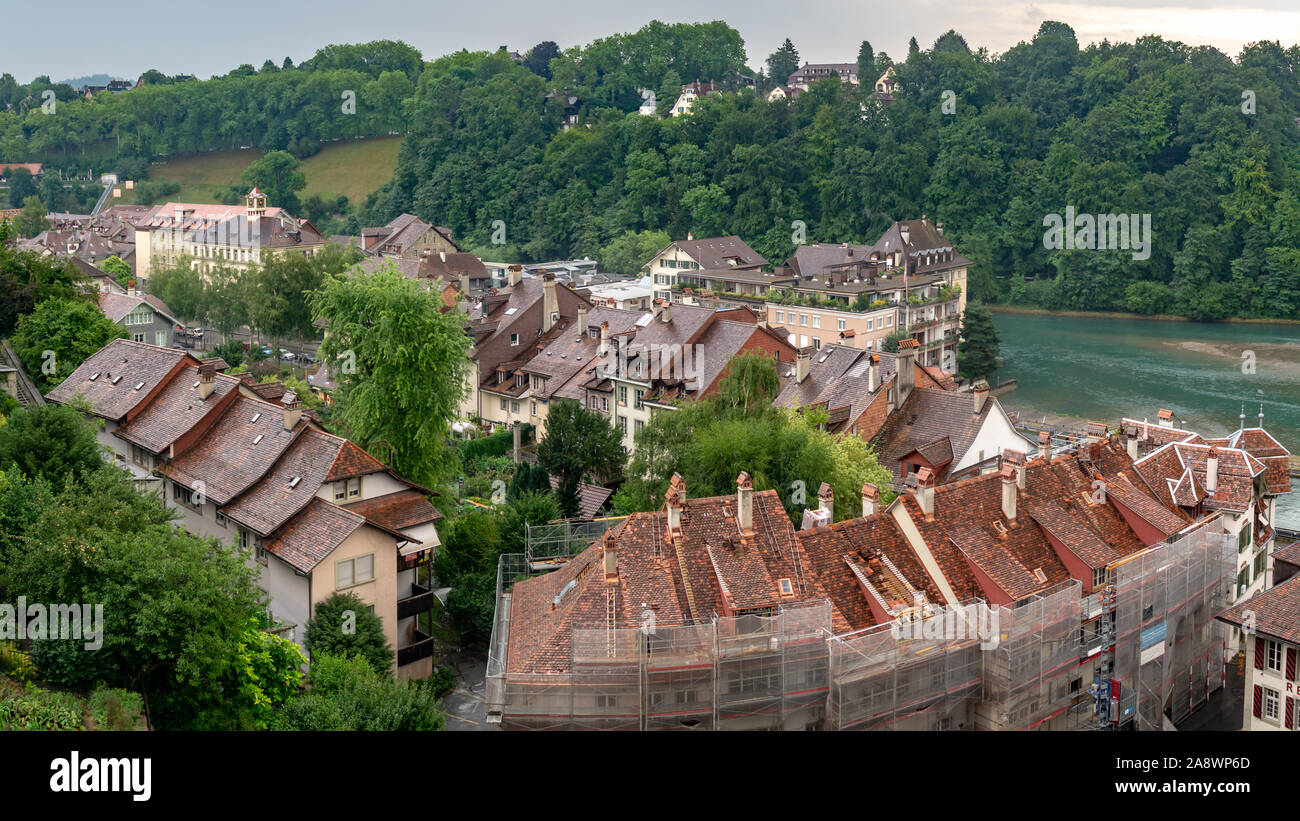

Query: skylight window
left=778, top=578, right=794, bottom=596
left=288, top=476, right=302, bottom=489
left=504, top=307, right=518, bottom=315
left=134, top=382, right=145, bottom=390
left=89, top=372, right=100, bottom=381
left=252, top=434, right=264, bottom=446
left=111, top=375, right=123, bottom=385
left=251, top=412, right=261, bottom=423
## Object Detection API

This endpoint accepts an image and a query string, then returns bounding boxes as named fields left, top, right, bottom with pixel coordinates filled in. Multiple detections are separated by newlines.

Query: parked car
left=279, top=349, right=295, bottom=360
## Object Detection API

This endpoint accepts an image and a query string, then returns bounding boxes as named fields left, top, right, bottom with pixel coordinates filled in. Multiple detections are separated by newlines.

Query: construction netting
left=825, top=602, right=985, bottom=731
left=1110, top=518, right=1234, bottom=730
left=980, top=579, right=1084, bottom=730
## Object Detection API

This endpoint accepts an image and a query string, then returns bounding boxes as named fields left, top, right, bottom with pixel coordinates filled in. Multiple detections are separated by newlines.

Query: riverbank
left=989, top=304, right=1300, bottom=326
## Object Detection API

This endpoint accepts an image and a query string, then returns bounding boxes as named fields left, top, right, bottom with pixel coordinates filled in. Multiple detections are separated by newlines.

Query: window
left=238, top=528, right=251, bottom=551
left=618, top=417, right=627, bottom=435
left=510, top=333, right=519, bottom=346
left=674, top=689, right=697, bottom=705
left=837, top=318, right=846, bottom=331
left=336, top=554, right=375, bottom=589
left=132, top=333, right=146, bottom=343
left=154, top=330, right=167, bottom=346
left=1254, top=550, right=1267, bottom=580
left=799, top=314, right=808, bottom=326
left=601, top=397, right=609, bottom=412
left=1267, top=639, right=1283, bottom=673
left=500, top=398, right=508, bottom=411
left=866, top=318, right=874, bottom=331
left=1070, top=677, right=1082, bottom=693
left=618, top=386, right=628, bottom=405
left=131, top=444, right=151, bottom=467
left=799, top=335, right=808, bottom=347
left=596, top=694, right=617, bottom=708
left=511, top=401, right=520, bottom=413
left=1240, top=526, right=1251, bottom=553
left=634, top=389, right=644, bottom=409
left=776, top=311, right=785, bottom=324
left=256, top=546, right=270, bottom=567
left=1265, top=687, right=1280, bottom=722
left=811, top=316, right=820, bottom=329
left=589, top=395, right=599, bottom=410
left=215, top=510, right=229, bottom=528
left=530, top=401, right=537, bottom=416
left=812, top=338, right=821, bottom=350
left=333, top=478, right=361, bottom=501
left=1092, top=568, right=1107, bottom=589
left=885, top=316, right=893, bottom=328
left=634, top=419, right=644, bottom=434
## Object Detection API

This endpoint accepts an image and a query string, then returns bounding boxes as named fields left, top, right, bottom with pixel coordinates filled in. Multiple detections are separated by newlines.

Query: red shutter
left=1255, top=638, right=1266, bottom=670
left=1288, top=648, right=1296, bottom=681
left=1253, top=685, right=1263, bottom=719
left=1288, top=697, right=1295, bottom=730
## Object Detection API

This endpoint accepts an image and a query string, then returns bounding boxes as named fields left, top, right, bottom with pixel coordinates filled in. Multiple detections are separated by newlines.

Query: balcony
left=397, top=581, right=435, bottom=620
left=397, top=627, right=435, bottom=667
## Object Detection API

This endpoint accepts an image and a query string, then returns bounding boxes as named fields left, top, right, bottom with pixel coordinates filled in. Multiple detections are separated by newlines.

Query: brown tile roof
left=1104, top=477, right=1189, bottom=536
left=261, top=497, right=366, bottom=574
left=325, top=440, right=391, bottom=481
left=873, top=387, right=1003, bottom=481
left=671, top=236, right=766, bottom=270
left=1133, top=440, right=1264, bottom=513
left=547, top=476, right=613, bottom=520
left=344, top=489, right=440, bottom=532
left=1026, top=499, right=1118, bottom=569
left=1272, top=541, right=1300, bottom=568
left=221, top=428, right=346, bottom=536
left=46, top=339, right=194, bottom=420
left=114, top=366, right=240, bottom=453
left=1218, top=572, right=1300, bottom=645
left=158, top=395, right=309, bottom=505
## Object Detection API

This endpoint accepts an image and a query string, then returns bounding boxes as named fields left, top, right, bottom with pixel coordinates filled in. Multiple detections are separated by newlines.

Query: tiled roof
left=221, top=428, right=346, bottom=536
left=45, top=338, right=194, bottom=420
left=547, top=476, right=613, bottom=520
left=1218, top=572, right=1300, bottom=645
left=1133, top=440, right=1264, bottom=513
left=261, top=497, right=365, bottom=574
left=1272, top=541, right=1300, bottom=568
left=325, top=439, right=391, bottom=481
left=1026, top=499, right=1118, bottom=569
left=870, top=218, right=972, bottom=274
left=1104, top=477, right=1189, bottom=536
left=874, top=387, right=1001, bottom=481
left=672, top=236, right=766, bottom=270
left=159, top=395, right=308, bottom=505
left=114, top=365, right=240, bottom=453
left=344, top=489, right=440, bottom=532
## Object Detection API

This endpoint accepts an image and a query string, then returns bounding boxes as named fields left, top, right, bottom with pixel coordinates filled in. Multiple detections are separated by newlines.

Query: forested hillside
left=4, top=21, right=1299, bottom=319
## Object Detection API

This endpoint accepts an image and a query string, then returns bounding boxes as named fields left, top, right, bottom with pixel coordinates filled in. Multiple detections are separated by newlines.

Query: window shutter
left=1253, top=685, right=1263, bottom=719
left=1255, top=638, right=1266, bottom=670
left=1288, top=648, right=1297, bottom=682
left=1288, top=697, right=1295, bottom=731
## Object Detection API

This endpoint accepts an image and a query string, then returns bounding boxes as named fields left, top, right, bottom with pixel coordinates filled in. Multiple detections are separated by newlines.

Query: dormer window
left=510, top=333, right=519, bottom=346
left=497, top=369, right=507, bottom=384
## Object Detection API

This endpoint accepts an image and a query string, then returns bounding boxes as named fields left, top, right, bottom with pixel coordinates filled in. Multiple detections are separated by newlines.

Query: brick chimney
left=1000, top=463, right=1017, bottom=523
left=912, top=466, right=935, bottom=519
left=656, top=297, right=671, bottom=324
left=1038, top=430, right=1051, bottom=461
left=542, top=273, right=558, bottom=332
left=459, top=271, right=470, bottom=294
left=577, top=305, right=588, bottom=334
left=1003, top=448, right=1026, bottom=490
left=507, top=264, right=523, bottom=287
left=1206, top=446, right=1219, bottom=494
left=896, top=338, right=917, bottom=405
left=817, top=481, right=833, bottom=522
left=862, top=482, right=880, bottom=517
left=736, top=471, right=754, bottom=535
left=198, top=362, right=216, bottom=400
left=1125, top=425, right=1139, bottom=460
left=665, top=473, right=685, bottom=538
left=602, top=529, right=618, bottom=583
left=972, top=379, right=989, bottom=415
left=868, top=353, right=880, bottom=392
left=796, top=347, right=811, bottom=383
left=598, top=320, right=610, bottom=356
left=282, top=390, right=302, bottom=431
left=1157, top=408, right=1173, bottom=428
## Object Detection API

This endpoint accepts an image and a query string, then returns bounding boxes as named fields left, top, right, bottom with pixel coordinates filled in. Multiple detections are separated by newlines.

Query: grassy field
left=127, top=135, right=402, bottom=207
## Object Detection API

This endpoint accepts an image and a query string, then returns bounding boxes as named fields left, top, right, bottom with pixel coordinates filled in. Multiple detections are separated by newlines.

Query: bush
left=429, top=665, right=456, bottom=699
left=0, top=680, right=85, bottom=730
left=304, top=592, right=395, bottom=674
left=89, top=686, right=144, bottom=730
left=271, top=652, right=445, bottom=731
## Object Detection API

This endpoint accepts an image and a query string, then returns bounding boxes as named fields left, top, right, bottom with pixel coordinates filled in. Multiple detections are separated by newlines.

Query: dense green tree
left=12, top=296, right=127, bottom=392
left=271, top=652, right=445, bottom=731
left=5, top=167, right=36, bottom=206
left=242, top=150, right=307, bottom=212
left=767, top=39, right=800, bottom=85
left=599, top=229, right=670, bottom=275
left=523, top=41, right=561, bottom=79
left=304, top=592, right=395, bottom=674
left=537, top=398, right=624, bottom=519
left=311, top=266, right=469, bottom=486
left=14, top=196, right=49, bottom=237
left=499, top=490, right=560, bottom=554
left=955, top=303, right=1001, bottom=382
left=0, top=403, right=103, bottom=485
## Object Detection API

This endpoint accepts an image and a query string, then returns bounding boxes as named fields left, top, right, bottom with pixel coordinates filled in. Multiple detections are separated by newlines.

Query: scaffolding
left=1108, top=518, right=1234, bottom=730
left=524, top=517, right=626, bottom=569
left=825, top=601, right=985, bottom=731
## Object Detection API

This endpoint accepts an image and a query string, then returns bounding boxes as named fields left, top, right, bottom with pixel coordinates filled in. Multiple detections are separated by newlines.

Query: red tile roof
left=1218, top=572, right=1300, bottom=645
left=45, top=339, right=195, bottom=420
left=261, top=497, right=365, bottom=574
left=344, top=489, right=440, bottom=532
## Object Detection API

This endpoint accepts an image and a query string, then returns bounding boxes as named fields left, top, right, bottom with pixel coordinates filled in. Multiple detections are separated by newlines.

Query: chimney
left=602, top=530, right=618, bottom=583
left=896, top=339, right=917, bottom=405
left=1206, top=446, right=1219, bottom=494
left=817, top=482, right=833, bottom=522
left=861, top=482, right=880, bottom=517
left=900, top=225, right=910, bottom=245
left=1259, top=402, right=1265, bottom=427
left=936, top=222, right=944, bottom=236
left=1157, top=408, right=1173, bottom=428
left=439, top=250, right=447, bottom=263
left=666, top=473, right=685, bottom=537
left=1086, top=421, right=1106, bottom=444
left=972, top=379, right=989, bottom=415
left=1003, top=448, right=1026, bottom=490
left=656, top=298, right=671, bottom=324
left=736, top=471, right=754, bottom=535
left=198, top=362, right=215, bottom=400
left=796, top=347, right=811, bottom=383
left=912, top=466, right=935, bottom=519
left=542, top=273, right=558, bottom=332
left=1000, top=464, right=1017, bottom=523
left=1038, top=430, right=1051, bottom=461
left=868, top=354, right=881, bottom=392
left=459, top=271, right=470, bottom=294
left=1126, top=426, right=1139, bottom=460
left=599, top=320, right=610, bottom=356
left=507, top=264, right=523, bottom=287
left=577, top=305, right=588, bottom=334
left=282, top=390, right=302, bottom=431
left=127, top=285, right=137, bottom=297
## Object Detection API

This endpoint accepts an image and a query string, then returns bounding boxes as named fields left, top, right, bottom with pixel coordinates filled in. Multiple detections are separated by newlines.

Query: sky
left=9, top=0, right=1299, bottom=84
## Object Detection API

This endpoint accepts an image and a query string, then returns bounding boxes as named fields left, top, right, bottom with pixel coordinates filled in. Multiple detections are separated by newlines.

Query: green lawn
left=128, top=135, right=402, bottom=207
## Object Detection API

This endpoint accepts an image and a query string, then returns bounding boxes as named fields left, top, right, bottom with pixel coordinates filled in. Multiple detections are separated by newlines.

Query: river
left=991, top=311, right=1300, bottom=528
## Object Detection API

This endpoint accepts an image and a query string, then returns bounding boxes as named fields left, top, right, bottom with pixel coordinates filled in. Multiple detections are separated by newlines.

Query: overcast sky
left=10, top=0, right=1299, bottom=83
